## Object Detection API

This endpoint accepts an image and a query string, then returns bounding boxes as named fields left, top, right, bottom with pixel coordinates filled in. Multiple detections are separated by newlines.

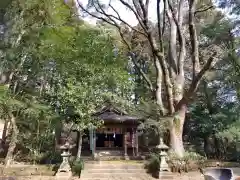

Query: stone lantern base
left=159, top=171, right=173, bottom=179
left=55, top=171, right=72, bottom=180
left=55, top=164, right=72, bottom=180
left=55, top=153, right=72, bottom=179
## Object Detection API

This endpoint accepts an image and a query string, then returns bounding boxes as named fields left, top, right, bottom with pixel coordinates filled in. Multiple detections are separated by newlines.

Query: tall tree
left=1, top=0, right=133, bottom=163
left=77, top=0, right=228, bottom=156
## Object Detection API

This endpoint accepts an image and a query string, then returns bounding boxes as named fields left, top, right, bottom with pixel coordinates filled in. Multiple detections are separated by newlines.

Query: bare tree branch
left=157, top=0, right=164, bottom=52
left=194, top=5, right=214, bottom=15
left=78, top=0, right=174, bottom=113
left=76, top=0, right=116, bottom=26
left=153, top=55, right=165, bottom=115
left=138, top=0, right=148, bottom=25
left=95, top=1, right=147, bottom=36
left=132, top=0, right=143, bottom=20
left=176, top=52, right=217, bottom=110
left=188, top=52, right=217, bottom=95
left=76, top=0, right=155, bottom=92
left=130, top=53, right=154, bottom=92
left=118, top=0, right=147, bottom=32
left=188, top=0, right=200, bottom=79
left=167, top=0, right=185, bottom=76
left=162, top=0, right=167, bottom=35
left=177, top=0, right=185, bottom=76
left=145, top=0, right=150, bottom=10
left=141, top=0, right=174, bottom=114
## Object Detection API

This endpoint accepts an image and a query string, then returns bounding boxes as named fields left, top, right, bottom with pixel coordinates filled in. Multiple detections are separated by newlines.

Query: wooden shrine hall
left=81, top=104, right=142, bottom=159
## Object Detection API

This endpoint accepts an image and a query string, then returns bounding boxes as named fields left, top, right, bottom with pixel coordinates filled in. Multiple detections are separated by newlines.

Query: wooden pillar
left=124, top=129, right=129, bottom=160
left=132, top=129, right=135, bottom=156
left=89, top=127, right=95, bottom=156
left=89, top=128, right=92, bottom=151
left=135, top=129, right=139, bottom=156
left=92, top=129, right=96, bottom=158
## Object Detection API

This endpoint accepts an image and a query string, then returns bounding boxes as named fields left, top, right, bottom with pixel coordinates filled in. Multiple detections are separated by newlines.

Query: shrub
left=168, top=150, right=206, bottom=172
left=39, top=151, right=62, bottom=164
left=71, top=159, right=84, bottom=178
left=144, top=153, right=160, bottom=175
left=145, top=150, right=206, bottom=174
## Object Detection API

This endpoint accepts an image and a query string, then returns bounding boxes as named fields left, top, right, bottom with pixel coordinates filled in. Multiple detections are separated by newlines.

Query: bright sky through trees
left=76, top=0, right=159, bottom=25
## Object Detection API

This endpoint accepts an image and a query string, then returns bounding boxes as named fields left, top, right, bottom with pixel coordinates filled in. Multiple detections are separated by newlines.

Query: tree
left=41, top=24, right=132, bottom=159
left=77, top=0, right=228, bottom=156
left=0, top=0, right=65, bottom=165
left=0, top=0, right=133, bottom=163
left=184, top=17, right=240, bottom=159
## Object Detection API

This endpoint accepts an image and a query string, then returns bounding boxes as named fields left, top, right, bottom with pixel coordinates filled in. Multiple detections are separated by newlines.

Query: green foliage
left=144, top=153, right=160, bottom=174
left=168, top=150, right=207, bottom=171
left=173, top=115, right=181, bottom=130
left=38, top=151, right=62, bottom=164
left=1, top=0, right=238, bottom=165
left=217, top=120, right=240, bottom=143
left=200, top=18, right=234, bottom=44
left=71, top=159, right=84, bottom=178
left=216, top=120, right=240, bottom=161
left=145, top=151, right=206, bottom=174
left=0, top=0, right=133, bottom=163
left=168, top=150, right=206, bottom=163
left=187, top=101, right=240, bottom=139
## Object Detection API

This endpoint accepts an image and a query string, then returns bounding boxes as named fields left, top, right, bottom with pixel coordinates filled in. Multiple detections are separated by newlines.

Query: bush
left=69, top=155, right=76, bottom=166
left=39, top=151, right=62, bottom=164
left=71, top=159, right=84, bottom=178
left=145, top=150, right=206, bottom=175
left=168, top=150, right=206, bottom=172
left=144, top=153, right=160, bottom=176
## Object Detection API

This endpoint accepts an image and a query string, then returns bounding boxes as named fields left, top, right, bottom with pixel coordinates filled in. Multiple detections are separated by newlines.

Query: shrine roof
left=93, top=104, right=142, bottom=123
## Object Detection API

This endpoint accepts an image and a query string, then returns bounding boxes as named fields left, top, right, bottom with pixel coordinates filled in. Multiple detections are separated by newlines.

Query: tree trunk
left=76, top=131, right=83, bottom=160
left=2, top=119, right=10, bottom=143
left=4, top=114, right=18, bottom=167
left=169, top=104, right=186, bottom=157
left=0, top=119, right=9, bottom=155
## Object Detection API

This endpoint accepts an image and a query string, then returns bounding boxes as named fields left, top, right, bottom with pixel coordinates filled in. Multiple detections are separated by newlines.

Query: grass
left=0, top=165, right=55, bottom=176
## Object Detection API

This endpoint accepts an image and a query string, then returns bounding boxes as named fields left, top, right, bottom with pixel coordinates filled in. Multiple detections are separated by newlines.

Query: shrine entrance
left=96, top=133, right=123, bottom=148
left=85, top=104, right=142, bottom=159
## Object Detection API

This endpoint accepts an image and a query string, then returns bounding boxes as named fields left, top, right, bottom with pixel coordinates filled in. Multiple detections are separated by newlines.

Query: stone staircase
left=79, top=161, right=205, bottom=180
left=80, top=161, right=155, bottom=180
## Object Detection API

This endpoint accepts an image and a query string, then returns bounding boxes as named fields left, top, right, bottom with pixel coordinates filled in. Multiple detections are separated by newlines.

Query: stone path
left=7, top=174, right=203, bottom=180
left=12, top=173, right=204, bottom=180
left=2, top=161, right=240, bottom=180
left=79, top=161, right=204, bottom=180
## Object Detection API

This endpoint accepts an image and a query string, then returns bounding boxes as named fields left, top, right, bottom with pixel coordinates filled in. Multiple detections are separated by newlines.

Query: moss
left=173, top=115, right=181, bottom=131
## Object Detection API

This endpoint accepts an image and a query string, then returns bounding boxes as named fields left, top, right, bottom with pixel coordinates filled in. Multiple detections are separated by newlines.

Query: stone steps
left=83, top=169, right=144, bottom=173
left=80, top=161, right=152, bottom=180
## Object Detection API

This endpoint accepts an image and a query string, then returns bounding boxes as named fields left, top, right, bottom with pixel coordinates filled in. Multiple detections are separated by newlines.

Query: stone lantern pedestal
left=156, top=138, right=172, bottom=179
left=55, top=142, right=74, bottom=179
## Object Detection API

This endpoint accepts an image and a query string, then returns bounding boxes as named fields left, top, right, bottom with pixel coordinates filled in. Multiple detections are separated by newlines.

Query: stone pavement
left=79, top=161, right=204, bottom=180
left=11, top=173, right=204, bottom=180
left=5, top=162, right=240, bottom=180
left=7, top=174, right=203, bottom=180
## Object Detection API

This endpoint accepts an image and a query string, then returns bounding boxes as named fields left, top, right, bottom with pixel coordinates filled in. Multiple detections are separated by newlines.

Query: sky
left=76, top=0, right=158, bottom=26
left=76, top=0, right=235, bottom=26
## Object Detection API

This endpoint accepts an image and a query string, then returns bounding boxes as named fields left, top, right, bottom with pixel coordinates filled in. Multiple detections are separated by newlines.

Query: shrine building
left=81, top=104, right=142, bottom=159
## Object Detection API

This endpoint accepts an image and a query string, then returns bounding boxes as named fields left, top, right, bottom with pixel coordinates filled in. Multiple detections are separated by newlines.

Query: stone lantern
left=56, top=141, right=75, bottom=179
left=156, top=138, right=170, bottom=172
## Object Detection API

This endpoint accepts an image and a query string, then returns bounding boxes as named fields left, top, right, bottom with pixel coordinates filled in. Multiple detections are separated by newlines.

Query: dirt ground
left=0, top=162, right=240, bottom=180
left=0, top=173, right=205, bottom=180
